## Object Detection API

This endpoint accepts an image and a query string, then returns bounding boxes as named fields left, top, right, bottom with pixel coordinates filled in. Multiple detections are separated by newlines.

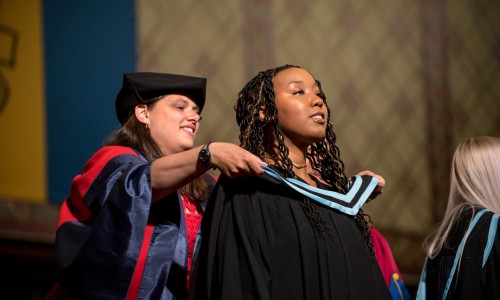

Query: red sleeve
left=58, top=146, right=139, bottom=225
left=370, top=227, right=402, bottom=287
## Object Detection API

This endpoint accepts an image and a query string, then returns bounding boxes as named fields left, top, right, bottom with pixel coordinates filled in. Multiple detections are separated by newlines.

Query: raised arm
left=151, top=142, right=266, bottom=201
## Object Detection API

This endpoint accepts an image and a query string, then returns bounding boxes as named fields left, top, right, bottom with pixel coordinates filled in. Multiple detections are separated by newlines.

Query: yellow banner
left=0, top=0, right=46, bottom=203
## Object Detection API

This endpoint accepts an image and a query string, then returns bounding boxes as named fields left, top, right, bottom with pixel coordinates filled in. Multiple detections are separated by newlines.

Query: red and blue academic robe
left=371, top=227, right=412, bottom=300
left=47, top=146, right=188, bottom=300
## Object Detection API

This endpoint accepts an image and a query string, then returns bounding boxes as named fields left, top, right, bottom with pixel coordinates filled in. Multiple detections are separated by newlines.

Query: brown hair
left=106, top=96, right=214, bottom=201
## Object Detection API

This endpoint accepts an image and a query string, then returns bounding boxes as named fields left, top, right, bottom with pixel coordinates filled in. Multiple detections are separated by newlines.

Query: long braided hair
left=234, top=64, right=374, bottom=256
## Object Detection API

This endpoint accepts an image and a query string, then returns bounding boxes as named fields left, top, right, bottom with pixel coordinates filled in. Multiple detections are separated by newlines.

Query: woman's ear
left=259, top=106, right=266, bottom=121
left=134, top=104, right=149, bottom=126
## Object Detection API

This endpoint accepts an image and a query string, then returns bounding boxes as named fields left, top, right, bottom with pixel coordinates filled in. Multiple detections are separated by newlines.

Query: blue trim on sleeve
left=442, top=209, right=487, bottom=300
left=483, top=214, right=499, bottom=267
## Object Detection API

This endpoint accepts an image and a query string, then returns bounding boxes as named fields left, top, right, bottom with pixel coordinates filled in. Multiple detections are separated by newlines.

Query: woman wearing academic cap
left=191, top=65, right=392, bottom=299
left=46, top=72, right=265, bottom=299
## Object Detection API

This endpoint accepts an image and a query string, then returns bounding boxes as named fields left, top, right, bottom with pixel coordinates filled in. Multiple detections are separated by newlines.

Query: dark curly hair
left=234, top=64, right=374, bottom=256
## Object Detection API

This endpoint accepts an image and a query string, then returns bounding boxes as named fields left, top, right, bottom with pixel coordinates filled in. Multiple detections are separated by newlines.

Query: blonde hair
left=424, top=136, right=500, bottom=258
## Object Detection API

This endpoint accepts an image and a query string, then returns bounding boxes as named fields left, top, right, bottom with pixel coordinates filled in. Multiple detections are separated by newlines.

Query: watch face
left=200, top=150, right=209, bottom=161
left=199, top=144, right=211, bottom=168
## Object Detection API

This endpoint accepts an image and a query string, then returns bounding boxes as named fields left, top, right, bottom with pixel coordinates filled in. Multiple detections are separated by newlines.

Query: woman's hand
left=209, top=142, right=267, bottom=178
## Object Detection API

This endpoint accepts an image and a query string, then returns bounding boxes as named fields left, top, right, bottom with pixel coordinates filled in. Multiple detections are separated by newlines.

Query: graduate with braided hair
left=191, top=65, right=391, bottom=299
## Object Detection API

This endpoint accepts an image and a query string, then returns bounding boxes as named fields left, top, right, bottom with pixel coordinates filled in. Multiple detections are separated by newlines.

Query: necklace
left=291, top=161, right=307, bottom=169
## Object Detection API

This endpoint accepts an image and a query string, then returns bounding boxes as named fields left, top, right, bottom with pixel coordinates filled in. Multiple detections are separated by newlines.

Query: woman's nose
left=187, top=111, right=201, bottom=122
left=311, top=95, right=324, bottom=107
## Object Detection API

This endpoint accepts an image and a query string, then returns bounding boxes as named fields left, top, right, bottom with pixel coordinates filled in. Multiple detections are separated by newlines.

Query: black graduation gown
left=424, top=210, right=500, bottom=299
left=191, top=169, right=391, bottom=300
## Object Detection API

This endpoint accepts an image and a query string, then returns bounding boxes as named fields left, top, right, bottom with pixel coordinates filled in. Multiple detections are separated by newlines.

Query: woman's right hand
left=209, top=142, right=267, bottom=178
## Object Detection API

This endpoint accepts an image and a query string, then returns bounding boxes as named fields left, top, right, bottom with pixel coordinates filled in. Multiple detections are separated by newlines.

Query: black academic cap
left=115, top=72, right=207, bottom=124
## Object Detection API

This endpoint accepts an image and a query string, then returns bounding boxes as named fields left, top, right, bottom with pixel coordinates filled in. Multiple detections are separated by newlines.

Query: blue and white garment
left=416, top=208, right=500, bottom=300
left=261, top=165, right=378, bottom=216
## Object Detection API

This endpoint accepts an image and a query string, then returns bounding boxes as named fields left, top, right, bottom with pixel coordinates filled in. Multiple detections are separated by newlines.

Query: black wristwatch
left=198, top=142, right=212, bottom=169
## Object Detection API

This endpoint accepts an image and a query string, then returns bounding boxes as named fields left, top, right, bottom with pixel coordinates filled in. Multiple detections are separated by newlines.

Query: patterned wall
left=136, top=0, right=500, bottom=278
